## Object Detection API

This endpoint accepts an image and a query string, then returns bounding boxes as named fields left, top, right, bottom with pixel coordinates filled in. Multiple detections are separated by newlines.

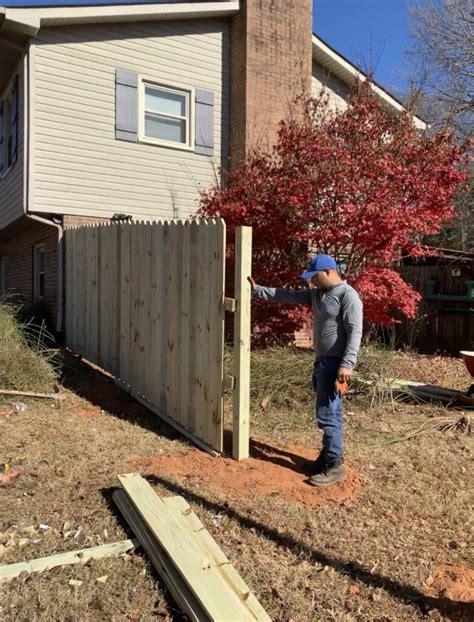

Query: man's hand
left=247, top=276, right=256, bottom=289
left=337, top=367, right=352, bottom=383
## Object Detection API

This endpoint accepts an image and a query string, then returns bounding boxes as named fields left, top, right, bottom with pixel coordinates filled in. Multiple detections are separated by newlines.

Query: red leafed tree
left=199, top=82, right=469, bottom=345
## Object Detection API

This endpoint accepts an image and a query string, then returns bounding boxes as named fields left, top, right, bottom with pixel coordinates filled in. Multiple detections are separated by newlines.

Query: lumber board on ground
left=113, top=490, right=207, bottom=622
left=233, top=226, right=252, bottom=461
left=0, top=389, right=63, bottom=400
left=357, top=377, right=473, bottom=407
left=118, top=473, right=269, bottom=621
left=0, top=539, right=137, bottom=582
left=162, top=496, right=271, bottom=621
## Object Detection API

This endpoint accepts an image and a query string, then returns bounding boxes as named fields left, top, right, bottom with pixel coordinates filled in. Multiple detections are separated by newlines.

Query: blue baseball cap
left=300, top=254, right=337, bottom=279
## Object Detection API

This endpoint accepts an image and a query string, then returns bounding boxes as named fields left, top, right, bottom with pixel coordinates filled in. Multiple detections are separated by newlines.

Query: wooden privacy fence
left=395, top=264, right=473, bottom=355
left=65, top=220, right=252, bottom=459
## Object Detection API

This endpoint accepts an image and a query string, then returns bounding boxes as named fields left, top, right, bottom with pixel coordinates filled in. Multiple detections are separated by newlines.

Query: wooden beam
left=162, top=496, right=270, bottom=621
left=0, top=539, right=137, bottom=582
left=118, top=474, right=270, bottom=621
left=233, top=226, right=252, bottom=461
left=113, top=490, right=207, bottom=622
left=0, top=389, right=63, bottom=400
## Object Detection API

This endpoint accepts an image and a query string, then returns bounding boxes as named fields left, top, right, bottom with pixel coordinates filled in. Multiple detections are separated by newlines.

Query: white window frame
left=0, top=257, right=7, bottom=296
left=33, top=244, right=46, bottom=301
left=1, top=80, right=14, bottom=180
left=138, top=77, right=194, bottom=152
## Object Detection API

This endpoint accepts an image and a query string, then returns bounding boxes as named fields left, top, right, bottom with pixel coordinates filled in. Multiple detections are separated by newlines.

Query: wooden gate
left=65, top=220, right=250, bottom=457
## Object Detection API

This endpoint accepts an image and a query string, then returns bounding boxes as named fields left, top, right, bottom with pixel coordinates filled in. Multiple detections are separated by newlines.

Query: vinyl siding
left=0, top=59, right=24, bottom=230
left=31, top=19, right=230, bottom=219
left=311, top=60, right=350, bottom=113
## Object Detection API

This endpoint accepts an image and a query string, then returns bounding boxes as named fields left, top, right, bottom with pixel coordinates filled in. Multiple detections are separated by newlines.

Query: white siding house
left=0, top=57, right=24, bottom=230
left=30, top=18, right=230, bottom=220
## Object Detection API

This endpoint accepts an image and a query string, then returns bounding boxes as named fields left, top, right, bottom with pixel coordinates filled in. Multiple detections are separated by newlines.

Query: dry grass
left=0, top=348, right=473, bottom=621
left=0, top=304, right=59, bottom=393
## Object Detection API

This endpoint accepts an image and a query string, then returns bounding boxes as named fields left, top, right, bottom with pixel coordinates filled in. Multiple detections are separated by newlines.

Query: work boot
left=310, top=452, right=326, bottom=475
left=308, top=462, right=345, bottom=487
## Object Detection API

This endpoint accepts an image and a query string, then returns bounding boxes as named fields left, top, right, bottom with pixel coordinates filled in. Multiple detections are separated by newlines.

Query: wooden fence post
left=233, top=226, right=252, bottom=461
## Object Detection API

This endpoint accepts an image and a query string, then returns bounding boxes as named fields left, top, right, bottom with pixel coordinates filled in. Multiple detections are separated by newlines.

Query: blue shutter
left=0, top=100, right=4, bottom=175
left=195, top=89, right=214, bottom=156
left=115, top=69, right=138, bottom=142
left=11, top=75, right=19, bottom=165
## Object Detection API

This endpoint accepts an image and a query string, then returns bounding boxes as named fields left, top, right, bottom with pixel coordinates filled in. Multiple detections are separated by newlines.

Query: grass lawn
left=0, top=346, right=472, bottom=621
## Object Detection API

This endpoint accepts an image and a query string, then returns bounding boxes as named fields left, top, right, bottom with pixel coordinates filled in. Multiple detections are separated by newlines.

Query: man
left=248, top=254, right=363, bottom=487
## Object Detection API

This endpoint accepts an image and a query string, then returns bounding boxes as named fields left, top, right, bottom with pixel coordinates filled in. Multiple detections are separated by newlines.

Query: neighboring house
left=0, top=0, right=426, bottom=334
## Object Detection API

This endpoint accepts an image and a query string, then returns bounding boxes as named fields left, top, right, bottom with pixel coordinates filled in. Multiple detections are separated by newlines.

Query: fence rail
left=65, top=220, right=229, bottom=454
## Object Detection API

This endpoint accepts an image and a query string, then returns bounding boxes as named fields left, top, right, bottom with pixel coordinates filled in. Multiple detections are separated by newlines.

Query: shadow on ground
left=60, top=351, right=183, bottom=445
left=103, top=477, right=473, bottom=622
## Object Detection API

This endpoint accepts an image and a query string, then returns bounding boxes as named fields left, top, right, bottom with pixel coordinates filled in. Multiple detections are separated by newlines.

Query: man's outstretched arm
left=248, top=277, right=312, bottom=306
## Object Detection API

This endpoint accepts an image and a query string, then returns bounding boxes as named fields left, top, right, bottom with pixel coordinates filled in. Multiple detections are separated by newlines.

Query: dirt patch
left=426, top=563, right=474, bottom=603
left=136, top=439, right=363, bottom=509
left=77, top=405, right=101, bottom=418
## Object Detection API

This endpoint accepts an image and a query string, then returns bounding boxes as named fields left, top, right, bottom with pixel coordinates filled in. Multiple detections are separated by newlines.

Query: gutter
left=312, top=34, right=428, bottom=130
left=22, top=45, right=64, bottom=334
left=1, top=2, right=239, bottom=30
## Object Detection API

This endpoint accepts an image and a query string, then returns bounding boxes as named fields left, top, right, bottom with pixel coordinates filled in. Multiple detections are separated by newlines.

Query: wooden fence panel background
left=65, top=220, right=226, bottom=453
left=395, top=264, right=473, bottom=355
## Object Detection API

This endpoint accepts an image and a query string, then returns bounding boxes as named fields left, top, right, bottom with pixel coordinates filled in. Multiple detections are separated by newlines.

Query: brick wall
left=230, top=0, right=313, bottom=166
left=0, top=218, right=58, bottom=328
left=0, top=214, right=110, bottom=334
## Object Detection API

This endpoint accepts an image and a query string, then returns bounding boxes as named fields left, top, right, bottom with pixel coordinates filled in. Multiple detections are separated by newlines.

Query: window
left=34, top=245, right=45, bottom=300
left=140, top=80, right=193, bottom=149
left=3, top=94, right=13, bottom=169
left=0, top=257, right=6, bottom=296
left=1, top=75, right=18, bottom=177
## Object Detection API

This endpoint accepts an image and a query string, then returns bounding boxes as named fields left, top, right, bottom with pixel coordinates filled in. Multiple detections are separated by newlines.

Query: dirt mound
left=136, top=439, right=362, bottom=509
left=427, top=563, right=474, bottom=603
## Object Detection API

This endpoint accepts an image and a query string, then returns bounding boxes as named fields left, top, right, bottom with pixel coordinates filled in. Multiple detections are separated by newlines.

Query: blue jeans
left=312, top=357, right=344, bottom=465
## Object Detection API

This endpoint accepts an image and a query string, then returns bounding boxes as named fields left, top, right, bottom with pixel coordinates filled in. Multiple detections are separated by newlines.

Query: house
left=0, top=0, right=426, bottom=334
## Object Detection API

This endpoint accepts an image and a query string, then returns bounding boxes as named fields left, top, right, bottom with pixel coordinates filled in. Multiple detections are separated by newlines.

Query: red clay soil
left=427, top=563, right=474, bottom=603
left=136, top=439, right=363, bottom=509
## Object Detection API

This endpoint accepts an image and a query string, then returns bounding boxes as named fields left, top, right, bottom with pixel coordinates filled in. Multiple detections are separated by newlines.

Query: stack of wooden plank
left=114, top=473, right=271, bottom=622
left=390, top=379, right=474, bottom=408
left=355, top=377, right=474, bottom=409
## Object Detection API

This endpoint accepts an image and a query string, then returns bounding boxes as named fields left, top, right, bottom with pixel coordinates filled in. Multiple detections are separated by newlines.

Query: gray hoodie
left=252, top=281, right=363, bottom=369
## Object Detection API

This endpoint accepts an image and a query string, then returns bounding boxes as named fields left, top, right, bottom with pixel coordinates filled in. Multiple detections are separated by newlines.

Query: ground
left=0, top=349, right=472, bottom=621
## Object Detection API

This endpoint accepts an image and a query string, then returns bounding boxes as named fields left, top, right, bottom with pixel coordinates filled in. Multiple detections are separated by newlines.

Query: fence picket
left=178, top=222, right=191, bottom=429
left=119, top=225, right=131, bottom=383
left=159, top=222, right=170, bottom=415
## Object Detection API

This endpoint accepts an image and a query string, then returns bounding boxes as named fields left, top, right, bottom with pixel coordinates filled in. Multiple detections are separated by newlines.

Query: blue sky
left=2, top=0, right=414, bottom=93
left=313, top=0, right=413, bottom=94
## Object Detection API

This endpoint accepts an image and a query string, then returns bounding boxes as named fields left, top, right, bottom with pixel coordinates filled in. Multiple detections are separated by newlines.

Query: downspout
left=26, top=214, right=63, bottom=335
left=22, top=43, right=64, bottom=334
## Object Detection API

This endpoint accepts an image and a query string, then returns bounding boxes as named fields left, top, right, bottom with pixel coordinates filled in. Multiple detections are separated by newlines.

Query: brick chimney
left=229, top=0, right=313, bottom=166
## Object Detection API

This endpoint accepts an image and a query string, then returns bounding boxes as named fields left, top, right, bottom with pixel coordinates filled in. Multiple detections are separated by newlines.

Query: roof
left=0, top=1, right=239, bottom=34
left=312, top=33, right=427, bottom=130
